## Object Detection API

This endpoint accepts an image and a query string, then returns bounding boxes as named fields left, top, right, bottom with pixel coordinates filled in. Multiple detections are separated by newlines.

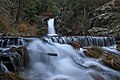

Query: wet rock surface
left=0, top=46, right=29, bottom=73
left=68, top=42, right=81, bottom=50
left=102, top=54, right=120, bottom=71
left=84, top=46, right=104, bottom=58
left=0, top=71, right=24, bottom=80
left=84, top=46, right=120, bottom=71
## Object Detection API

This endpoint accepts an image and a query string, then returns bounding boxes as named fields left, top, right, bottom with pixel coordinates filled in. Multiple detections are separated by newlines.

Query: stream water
left=47, top=18, right=58, bottom=36
left=27, top=37, right=120, bottom=80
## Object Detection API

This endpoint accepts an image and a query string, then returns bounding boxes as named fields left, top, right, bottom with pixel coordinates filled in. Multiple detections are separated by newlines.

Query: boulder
left=0, top=71, right=25, bottom=80
left=1, top=46, right=30, bottom=73
left=68, top=42, right=81, bottom=50
left=84, top=46, right=104, bottom=58
left=1, top=54, right=16, bottom=72
left=102, top=54, right=120, bottom=70
left=10, top=46, right=30, bottom=68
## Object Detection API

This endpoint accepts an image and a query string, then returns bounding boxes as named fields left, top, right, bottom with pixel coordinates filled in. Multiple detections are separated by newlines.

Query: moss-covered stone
left=90, top=46, right=104, bottom=54
left=4, top=72, right=25, bottom=80
left=84, top=46, right=104, bottom=58
left=68, top=42, right=81, bottom=50
left=15, top=46, right=30, bottom=68
left=0, top=71, right=24, bottom=80
left=1, top=46, right=30, bottom=73
left=102, top=54, right=120, bottom=70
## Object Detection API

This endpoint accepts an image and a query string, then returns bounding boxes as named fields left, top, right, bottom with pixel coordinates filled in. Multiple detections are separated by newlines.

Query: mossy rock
left=1, top=72, right=25, bottom=80
left=68, top=42, right=81, bottom=50
left=84, top=46, right=104, bottom=58
left=102, top=54, right=120, bottom=71
left=15, top=46, right=30, bottom=68
left=9, top=46, right=30, bottom=69
left=90, top=46, right=104, bottom=54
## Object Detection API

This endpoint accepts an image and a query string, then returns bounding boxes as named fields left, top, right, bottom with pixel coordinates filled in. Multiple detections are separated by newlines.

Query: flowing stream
left=27, top=38, right=120, bottom=80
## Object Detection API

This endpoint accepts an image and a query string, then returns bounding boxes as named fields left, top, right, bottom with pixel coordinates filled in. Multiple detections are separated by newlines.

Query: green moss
left=102, top=54, right=120, bottom=70
left=4, top=72, right=25, bottom=80
left=90, top=46, right=104, bottom=54
left=68, top=42, right=81, bottom=50
left=84, top=46, right=104, bottom=58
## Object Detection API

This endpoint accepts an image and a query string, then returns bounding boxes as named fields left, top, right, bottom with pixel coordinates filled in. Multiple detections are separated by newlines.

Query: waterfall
left=43, top=36, right=116, bottom=47
left=47, top=18, right=58, bottom=36
left=28, top=38, right=120, bottom=80
left=0, top=37, right=25, bottom=48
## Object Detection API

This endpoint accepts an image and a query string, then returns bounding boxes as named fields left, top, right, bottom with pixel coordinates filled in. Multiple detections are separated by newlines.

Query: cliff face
left=88, top=0, right=120, bottom=37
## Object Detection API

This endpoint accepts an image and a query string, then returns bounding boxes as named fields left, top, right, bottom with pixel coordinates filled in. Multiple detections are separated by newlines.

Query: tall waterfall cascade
left=47, top=18, right=58, bottom=36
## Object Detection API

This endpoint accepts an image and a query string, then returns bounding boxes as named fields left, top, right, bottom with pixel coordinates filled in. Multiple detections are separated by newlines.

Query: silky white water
left=47, top=18, right=58, bottom=36
left=28, top=39, right=120, bottom=80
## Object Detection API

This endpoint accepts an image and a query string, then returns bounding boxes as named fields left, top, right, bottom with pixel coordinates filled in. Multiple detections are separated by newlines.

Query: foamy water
left=28, top=39, right=120, bottom=80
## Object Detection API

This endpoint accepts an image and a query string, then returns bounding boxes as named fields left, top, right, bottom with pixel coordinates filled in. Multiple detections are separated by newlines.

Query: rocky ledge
left=88, top=0, right=120, bottom=37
